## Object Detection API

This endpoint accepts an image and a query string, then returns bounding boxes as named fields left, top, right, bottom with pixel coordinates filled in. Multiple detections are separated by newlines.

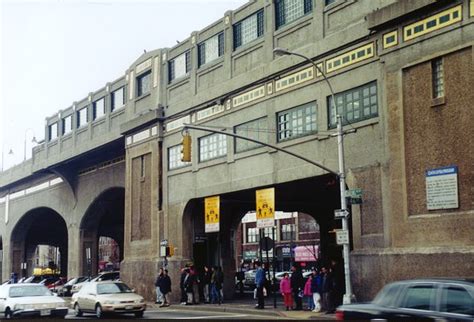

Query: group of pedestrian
left=155, top=264, right=226, bottom=307
left=279, top=260, right=342, bottom=313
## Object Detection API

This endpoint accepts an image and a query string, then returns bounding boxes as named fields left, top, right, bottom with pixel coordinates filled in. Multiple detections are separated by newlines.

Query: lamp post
left=1, top=146, right=14, bottom=172
left=24, top=128, right=37, bottom=162
left=273, top=48, right=353, bottom=304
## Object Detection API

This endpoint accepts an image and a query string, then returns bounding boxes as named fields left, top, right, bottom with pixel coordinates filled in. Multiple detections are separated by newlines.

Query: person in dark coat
left=154, top=268, right=164, bottom=304
left=210, top=266, right=223, bottom=304
left=290, top=264, right=304, bottom=310
left=158, top=269, right=171, bottom=307
left=183, top=269, right=194, bottom=304
left=201, top=266, right=211, bottom=303
left=180, top=268, right=188, bottom=304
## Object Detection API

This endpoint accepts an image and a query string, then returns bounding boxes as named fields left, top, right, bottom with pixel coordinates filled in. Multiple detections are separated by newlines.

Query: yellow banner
left=256, top=188, right=275, bottom=226
left=205, top=196, right=220, bottom=232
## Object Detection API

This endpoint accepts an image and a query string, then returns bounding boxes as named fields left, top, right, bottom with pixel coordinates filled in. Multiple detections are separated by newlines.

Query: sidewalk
left=147, top=298, right=336, bottom=320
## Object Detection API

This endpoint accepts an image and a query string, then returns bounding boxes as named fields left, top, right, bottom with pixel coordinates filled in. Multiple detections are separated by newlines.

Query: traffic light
left=181, top=133, right=191, bottom=162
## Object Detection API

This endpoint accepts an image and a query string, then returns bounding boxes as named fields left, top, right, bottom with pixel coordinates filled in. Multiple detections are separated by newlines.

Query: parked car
left=0, top=283, right=68, bottom=318
left=275, top=271, right=291, bottom=282
left=71, top=281, right=145, bottom=318
left=58, top=276, right=88, bottom=297
left=336, top=278, right=474, bottom=321
left=71, top=271, right=120, bottom=294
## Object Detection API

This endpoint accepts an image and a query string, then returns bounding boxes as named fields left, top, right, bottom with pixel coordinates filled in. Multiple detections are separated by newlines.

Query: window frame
left=431, top=58, right=444, bottom=99
left=234, top=117, right=268, bottom=153
left=76, top=107, right=88, bottom=128
left=276, top=101, right=317, bottom=142
left=111, top=86, right=125, bottom=112
left=168, top=144, right=191, bottom=170
left=327, top=81, right=378, bottom=129
left=48, top=123, right=58, bottom=141
left=136, top=70, right=152, bottom=97
left=275, top=0, right=313, bottom=30
left=62, top=115, right=72, bottom=135
left=197, top=32, right=225, bottom=68
left=233, top=9, right=265, bottom=50
left=198, top=133, right=227, bottom=162
left=168, top=51, right=191, bottom=83
left=92, top=97, right=106, bottom=120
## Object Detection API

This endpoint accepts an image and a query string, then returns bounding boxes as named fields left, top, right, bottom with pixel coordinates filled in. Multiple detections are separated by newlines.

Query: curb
left=146, top=302, right=336, bottom=319
left=147, top=302, right=283, bottom=317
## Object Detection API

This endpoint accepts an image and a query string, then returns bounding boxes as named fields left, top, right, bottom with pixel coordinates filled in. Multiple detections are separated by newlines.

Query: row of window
left=247, top=224, right=295, bottom=244
left=48, top=87, right=125, bottom=140
left=168, top=81, right=379, bottom=169
left=168, top=0, right=316, bottom=84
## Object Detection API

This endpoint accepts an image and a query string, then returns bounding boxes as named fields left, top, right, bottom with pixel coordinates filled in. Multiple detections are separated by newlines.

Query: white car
left=71, top=281, right=145, bottom=318
left=0, top=283, right=68, bottom=319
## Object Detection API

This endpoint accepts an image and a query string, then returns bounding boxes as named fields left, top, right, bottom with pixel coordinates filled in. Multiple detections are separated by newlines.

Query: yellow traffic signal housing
left=181, top=133, right=191, bottom=162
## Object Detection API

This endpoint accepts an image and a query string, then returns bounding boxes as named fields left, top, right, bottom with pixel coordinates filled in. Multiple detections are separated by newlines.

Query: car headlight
left=135, top=298, right=145, bottom=304
left=14, top=304, right=34, bottom=310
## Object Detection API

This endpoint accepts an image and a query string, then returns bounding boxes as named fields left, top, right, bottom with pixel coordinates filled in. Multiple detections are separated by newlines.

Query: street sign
left=336, top=230, right=349, bottom=245
left=259, top=236, right=274, bottom=251
left=346, top=189, right=363, bottom=204
left=334, top=209, right=349, bottom=218
left=205, top=196, right=220, bottom=233
left=256, top=188, right=275, bottom=228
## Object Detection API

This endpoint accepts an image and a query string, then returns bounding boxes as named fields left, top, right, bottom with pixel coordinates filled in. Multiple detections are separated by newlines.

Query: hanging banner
left=256, top=187, right=275, bottom=228
left=205, top=196, right=220, bottom=233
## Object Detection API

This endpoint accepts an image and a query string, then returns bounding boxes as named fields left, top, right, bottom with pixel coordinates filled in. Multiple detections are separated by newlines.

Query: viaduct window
left=233, top=9, right=264, bottom=50
left=198, top=32, right=224, bottom=67
left=168, top=144, right=191, bottom=170
left=432, top=58, right=444, bottom=98
left=275, top=0, right=313, bottom=29
left=93, top=98, right=105, bottom=120
left=111, top=87, right=125, bottom=111
left=277, top=102, right=317, bottom=142
left=136, top=70, right=151, bottom=97
left=76, top=107, right=88, bottom=128
left=234, top=117, right=267, bottom=153
left=62, top=115, right=72, bottom=135
left=168, top=51, right=191, bottom=83
left=48, top=123, right=58, bottom=141
left=198, top=133, right=227, bottom=162
left=328, top=81, right=378, bottom=128
left=325, top=0, right=336, bottom=5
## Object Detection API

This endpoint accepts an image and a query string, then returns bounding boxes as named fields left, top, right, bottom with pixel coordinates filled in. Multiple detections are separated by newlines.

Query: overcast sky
left=0, top=0, right=248, bottom=170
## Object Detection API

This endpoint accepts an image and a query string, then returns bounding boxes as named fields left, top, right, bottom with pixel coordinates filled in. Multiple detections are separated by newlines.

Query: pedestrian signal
left=181, top=133, right=191, bottom=162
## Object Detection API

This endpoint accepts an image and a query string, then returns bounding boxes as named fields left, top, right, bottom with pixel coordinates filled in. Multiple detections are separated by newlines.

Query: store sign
left=256, top=188, right=275, bottom=228
left=243, top=250, right=257, bottom=260
left=205, top=196, right=220, bottom=233
left=426, top=166, right=459, bottom=210
left=294, top=245, right=318, bottom=262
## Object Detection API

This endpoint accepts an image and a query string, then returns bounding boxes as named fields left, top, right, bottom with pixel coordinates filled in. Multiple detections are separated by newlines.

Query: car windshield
left=97, top=283, right=132, bottom=295
left=9, top=285, right=51, bottom=297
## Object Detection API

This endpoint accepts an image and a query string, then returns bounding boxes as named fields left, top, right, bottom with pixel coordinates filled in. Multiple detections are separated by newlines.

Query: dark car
left=58, top=276, right=88, bottom=297
left=336, top=278, right=474, bottom=321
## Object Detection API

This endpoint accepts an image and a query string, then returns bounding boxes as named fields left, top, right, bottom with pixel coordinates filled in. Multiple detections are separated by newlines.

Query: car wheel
left=74, top=303, right=83, bottom=317
left=4, top=308, right=12, bottom=319
left=95, top=304, right=103, bottom=319
left=134, top=310, right=144, bottom=318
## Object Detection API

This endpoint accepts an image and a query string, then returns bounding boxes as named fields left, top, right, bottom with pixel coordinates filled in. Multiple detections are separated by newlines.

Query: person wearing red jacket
left=279, top=273, right=293, bottom=311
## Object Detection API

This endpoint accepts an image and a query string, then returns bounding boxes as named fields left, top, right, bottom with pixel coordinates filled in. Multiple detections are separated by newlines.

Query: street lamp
left=24, top=128, right=37, bottom=162
left=273, top=47, right=353, bottom=304
left=1, top=147, right=14, bottom=172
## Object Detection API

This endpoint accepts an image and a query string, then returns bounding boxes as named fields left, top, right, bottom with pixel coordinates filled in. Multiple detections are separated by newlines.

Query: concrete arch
left=10, top=207, right=68, bottom=277
left=78, top=187, right=125, bottom=276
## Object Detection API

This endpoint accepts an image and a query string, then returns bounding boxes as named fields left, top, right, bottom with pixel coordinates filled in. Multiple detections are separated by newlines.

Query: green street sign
left=346, top=189, right=363, bottom=198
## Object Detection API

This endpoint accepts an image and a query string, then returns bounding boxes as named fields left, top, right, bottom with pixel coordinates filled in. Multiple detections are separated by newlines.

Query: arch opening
left=80, top=187, right=124, bottom=276
left=182, top=174, right=353, bottom=301
left=10, top=208, right=68, bottom=279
